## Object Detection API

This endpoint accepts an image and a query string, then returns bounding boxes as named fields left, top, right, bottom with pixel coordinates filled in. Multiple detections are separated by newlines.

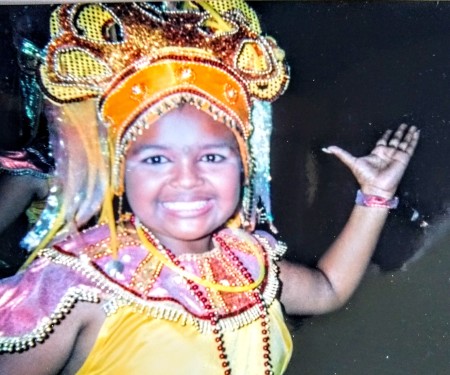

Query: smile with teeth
left=163, top=200, right=209, bottom=211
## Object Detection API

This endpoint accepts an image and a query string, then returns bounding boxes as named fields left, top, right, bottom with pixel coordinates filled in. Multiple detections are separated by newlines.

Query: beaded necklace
left=133, top=216, right=266, bottom=293
left=132, top=216, right=274, bottom=374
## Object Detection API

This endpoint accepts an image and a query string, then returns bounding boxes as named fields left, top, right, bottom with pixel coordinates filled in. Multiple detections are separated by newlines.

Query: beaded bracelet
left=355, top=189, right=399, bottom=209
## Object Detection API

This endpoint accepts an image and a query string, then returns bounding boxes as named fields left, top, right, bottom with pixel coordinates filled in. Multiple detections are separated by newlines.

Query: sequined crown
left=39, top=2, right=289, bottom=193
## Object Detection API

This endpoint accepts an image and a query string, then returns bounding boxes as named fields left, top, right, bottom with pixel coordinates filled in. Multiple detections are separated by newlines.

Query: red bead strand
left=214, top=233, right=273, bottom=374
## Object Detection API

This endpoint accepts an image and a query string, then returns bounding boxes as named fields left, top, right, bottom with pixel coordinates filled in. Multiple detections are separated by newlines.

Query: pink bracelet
left=355, top=189, right=399, bottom=209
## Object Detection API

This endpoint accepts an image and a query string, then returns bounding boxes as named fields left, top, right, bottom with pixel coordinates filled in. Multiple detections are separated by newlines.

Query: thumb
left=322, top=146, right=356, bottom=168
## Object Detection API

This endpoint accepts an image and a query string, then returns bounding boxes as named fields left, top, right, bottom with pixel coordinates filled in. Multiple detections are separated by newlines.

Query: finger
left=323, top=145, right=357, bottom=168
left=388, top=137, right=400, bottom=148
left=404, top=129, right=420, bottom=155
left=397, top=125, right=418, bottom=151
left=376, top=129, right=393, bottom=146
left=388, top=123, right=408, bottom=146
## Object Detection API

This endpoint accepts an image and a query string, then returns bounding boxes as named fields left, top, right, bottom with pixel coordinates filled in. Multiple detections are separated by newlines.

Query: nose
left=170, top=160, right=203, bottom=189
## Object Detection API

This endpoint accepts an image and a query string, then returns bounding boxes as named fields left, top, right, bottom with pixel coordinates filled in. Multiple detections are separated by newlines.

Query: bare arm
left=0, top=302, right=103, bottom=375
left=280, top=124, right=420, bottom=315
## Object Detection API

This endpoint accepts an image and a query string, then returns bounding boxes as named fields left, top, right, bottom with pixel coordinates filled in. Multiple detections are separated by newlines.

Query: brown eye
left=200, top=154, right=225, bottom=163
left=144, top=155, right=169, bottom=164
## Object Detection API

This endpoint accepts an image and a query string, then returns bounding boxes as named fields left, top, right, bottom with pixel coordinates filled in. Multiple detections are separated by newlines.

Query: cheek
left=224, top=168, right=242, bottom=205
left=124, top=170, right=146, bottom=208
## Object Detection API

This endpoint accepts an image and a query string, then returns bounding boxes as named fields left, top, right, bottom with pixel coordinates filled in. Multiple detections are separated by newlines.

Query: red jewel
left=225, top=370, right=231, bottom=375
left=219, top=354, right=227, bottom=359
left=218, top=345, right=224, bottom=351
left=262, top=330, right=268, bottom=335
left=221, top=361, right=229, bottom=367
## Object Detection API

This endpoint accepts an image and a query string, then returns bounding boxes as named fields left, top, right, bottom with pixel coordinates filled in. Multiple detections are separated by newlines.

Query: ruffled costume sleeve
left=0, top=255, right=100, bottom=353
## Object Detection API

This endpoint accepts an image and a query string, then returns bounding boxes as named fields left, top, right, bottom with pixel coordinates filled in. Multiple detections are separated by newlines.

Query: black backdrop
left=252, top=1, right=450, bottom=271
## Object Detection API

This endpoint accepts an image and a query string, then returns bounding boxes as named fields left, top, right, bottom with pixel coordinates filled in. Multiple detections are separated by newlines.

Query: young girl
left=0, top=2, right=419, bottom=374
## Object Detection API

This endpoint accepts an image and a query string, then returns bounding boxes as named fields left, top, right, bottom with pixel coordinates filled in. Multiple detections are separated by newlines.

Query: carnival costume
left=0, top=2, right=292, bottom=374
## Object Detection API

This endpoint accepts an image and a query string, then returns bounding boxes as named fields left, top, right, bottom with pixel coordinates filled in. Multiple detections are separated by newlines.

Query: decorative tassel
left=247, top=100, right=277, bottom=231
left=99, top=138, right=119, bottom=259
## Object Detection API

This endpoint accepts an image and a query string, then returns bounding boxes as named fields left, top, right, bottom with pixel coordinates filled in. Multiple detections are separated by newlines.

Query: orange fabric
left=101, top=59, right=251, bottom=139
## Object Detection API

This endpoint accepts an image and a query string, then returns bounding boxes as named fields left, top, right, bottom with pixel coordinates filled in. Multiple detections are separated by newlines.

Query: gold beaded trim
left=38, top=238, right=283, bottom=333
left=0, top=286, right=100, bottom=354
left=254, top=235, right=287, bottom=303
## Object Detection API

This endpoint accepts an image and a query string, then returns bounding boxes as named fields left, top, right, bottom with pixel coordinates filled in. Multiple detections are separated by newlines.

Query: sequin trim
left=0, top=286, right=100, bottom=354
left=37, top=235, right=284, bottom=334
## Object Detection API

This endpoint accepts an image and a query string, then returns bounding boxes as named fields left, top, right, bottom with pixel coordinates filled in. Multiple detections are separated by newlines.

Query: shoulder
left=217, top=228, right=287, bottom=261
left=253, top=229, right=288, bottom=261
left=217, top=228, right=286, bottom=302
left=53, top=224, right=111, bottom=256
left=0, top=254, right=101, bottom=354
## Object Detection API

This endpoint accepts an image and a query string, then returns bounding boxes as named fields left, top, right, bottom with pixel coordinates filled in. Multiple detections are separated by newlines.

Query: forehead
left=128, top=105, right=238, bottom=148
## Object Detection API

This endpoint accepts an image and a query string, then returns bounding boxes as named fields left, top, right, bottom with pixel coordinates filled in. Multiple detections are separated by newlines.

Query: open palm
left=325, top=124, right=420, bottom=198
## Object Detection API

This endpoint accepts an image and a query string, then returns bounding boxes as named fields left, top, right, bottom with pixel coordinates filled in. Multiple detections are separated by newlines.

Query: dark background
left=251, top=1, right=450, bottom=271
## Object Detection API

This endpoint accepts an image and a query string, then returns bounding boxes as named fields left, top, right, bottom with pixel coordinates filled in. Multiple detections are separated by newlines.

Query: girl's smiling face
left=125, top=105, right=242, bottom=254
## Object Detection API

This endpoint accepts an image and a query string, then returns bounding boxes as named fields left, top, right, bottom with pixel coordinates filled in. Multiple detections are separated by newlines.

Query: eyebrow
left=128, top=144, right=168, bottom=156
left=129, top=142, right=238, bottom=155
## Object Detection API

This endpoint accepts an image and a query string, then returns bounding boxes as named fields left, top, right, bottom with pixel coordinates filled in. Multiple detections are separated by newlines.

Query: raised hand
left=323, top=124, right=420, bottom=198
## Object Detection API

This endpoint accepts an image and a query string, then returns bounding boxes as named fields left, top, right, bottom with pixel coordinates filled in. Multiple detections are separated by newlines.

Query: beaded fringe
left=37, top=241, right=284, bottom=334
left=0, top=286, right=100, bottom=353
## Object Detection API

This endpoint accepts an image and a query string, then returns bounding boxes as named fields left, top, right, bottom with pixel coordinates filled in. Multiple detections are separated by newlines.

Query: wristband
left=355, top=189, right=399, bottom=209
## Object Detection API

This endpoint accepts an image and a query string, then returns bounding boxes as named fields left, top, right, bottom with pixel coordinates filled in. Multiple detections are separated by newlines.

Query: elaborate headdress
left=23, top=1, right=289, bottom=260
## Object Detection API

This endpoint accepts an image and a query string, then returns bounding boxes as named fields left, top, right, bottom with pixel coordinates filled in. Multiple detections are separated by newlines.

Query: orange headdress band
left=99, top=55, right=252, bottom=194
